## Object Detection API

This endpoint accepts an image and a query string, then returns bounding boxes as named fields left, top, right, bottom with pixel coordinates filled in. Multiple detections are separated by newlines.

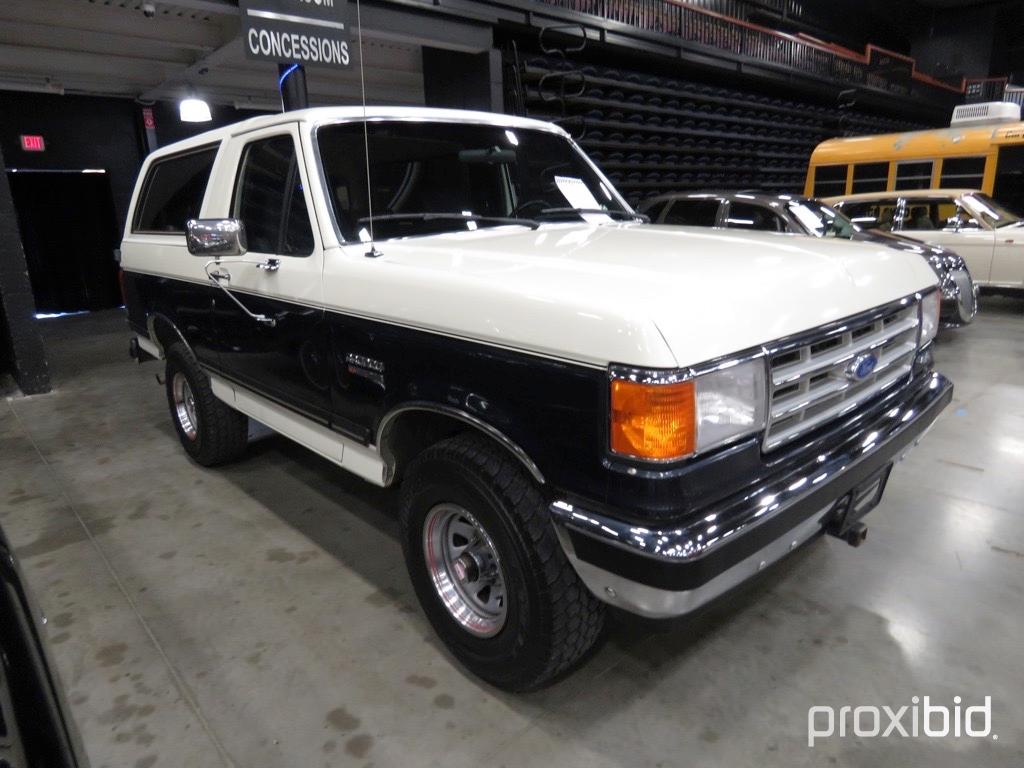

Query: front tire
left=164, top=343, right=248, bottom=466
left=399, top=433, right=605, bottom=691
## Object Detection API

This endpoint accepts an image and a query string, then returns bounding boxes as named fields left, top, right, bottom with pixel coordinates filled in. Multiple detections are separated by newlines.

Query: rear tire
left=164, top=343, right=248, bottom=467
left=399, top=433, right=605, bottom=691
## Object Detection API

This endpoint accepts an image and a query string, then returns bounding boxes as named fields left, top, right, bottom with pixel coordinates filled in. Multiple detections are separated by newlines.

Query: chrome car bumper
left=550, top=371, right=953, bottom=618
left=941, top=268, right=977, bottom=326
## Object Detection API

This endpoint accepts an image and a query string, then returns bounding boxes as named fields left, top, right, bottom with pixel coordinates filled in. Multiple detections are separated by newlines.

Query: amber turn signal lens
left=610, top=379, right=696, bottom=460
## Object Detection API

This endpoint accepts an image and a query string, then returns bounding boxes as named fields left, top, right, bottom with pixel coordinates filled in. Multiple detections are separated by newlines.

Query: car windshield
left=786, top=199, right=858, bottom=239
left=316, top=121, right=633, bottom=242
left=965, top=192, right=1024, bottom=228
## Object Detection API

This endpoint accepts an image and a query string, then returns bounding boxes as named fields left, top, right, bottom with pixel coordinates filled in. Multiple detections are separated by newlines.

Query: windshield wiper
left=356, top=213, right=539, bottom=230
left=536, top=207, right=650, bottom=223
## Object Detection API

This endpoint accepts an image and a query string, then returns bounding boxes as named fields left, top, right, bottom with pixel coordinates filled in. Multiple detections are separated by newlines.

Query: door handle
left=257, top=258, right=281, bottom=272
left=203, top=261, right=276, bottom=327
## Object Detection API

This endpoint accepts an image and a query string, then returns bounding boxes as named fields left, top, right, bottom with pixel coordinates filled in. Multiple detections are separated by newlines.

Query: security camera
left=142, top=2, right=156, bottom=18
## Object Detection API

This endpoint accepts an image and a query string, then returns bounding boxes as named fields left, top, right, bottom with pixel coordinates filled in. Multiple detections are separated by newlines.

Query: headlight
left=609, top=358, right=767, bottom=462
left=919, top=290, right=940, bottom=348
left=695, top=358, right=767, bottom=453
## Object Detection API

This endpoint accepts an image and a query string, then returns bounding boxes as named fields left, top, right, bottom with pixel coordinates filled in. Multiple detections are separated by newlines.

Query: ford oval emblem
left=846, top=353, right=878, bottom=382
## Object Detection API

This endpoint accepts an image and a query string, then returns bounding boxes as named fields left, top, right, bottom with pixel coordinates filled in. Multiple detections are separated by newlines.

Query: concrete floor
left=1, top=299, right=1023, bottom=768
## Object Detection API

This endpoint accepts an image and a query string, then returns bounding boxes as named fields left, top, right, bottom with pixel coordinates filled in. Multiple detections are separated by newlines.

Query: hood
left=328, top=222, right=939, bottom=369
left=851, top=228, right=968, bottom=279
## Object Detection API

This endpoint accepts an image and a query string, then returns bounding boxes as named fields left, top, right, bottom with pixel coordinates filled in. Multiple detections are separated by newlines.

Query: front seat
left=909, top=206, right=934, bottom=230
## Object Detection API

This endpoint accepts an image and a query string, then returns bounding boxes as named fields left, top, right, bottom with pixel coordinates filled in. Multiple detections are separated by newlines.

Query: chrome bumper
left=550, top=371, right=953, bottom=618
left=941, top=268, right=977, bottom=326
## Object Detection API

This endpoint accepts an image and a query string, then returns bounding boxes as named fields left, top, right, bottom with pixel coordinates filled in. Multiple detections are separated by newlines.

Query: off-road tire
left=164, top=343, right=248, bottom=467
left=399, top=433, right=605, bottom=691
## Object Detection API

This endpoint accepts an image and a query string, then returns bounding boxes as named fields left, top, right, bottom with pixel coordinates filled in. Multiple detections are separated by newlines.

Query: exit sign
left=20, top=135, right=45, bottom=152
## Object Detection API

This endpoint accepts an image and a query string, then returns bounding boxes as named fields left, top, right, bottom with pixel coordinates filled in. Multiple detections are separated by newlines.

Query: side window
left=812, top=164, right=848, bottom=197
left=133, top=146, right=217, bottom=233
left=233, top=135, right=314, bottom=256
left=939, top=156, right=985, bottom=189
left=725, top=201, right=787, bottom=232
left=662, top=199, right=720, bottom=227
left=894, top=161, right=933, bottom=190
left=901, top=200, right=942, bottom=231
left=851, top=162, right=889, bottom=194
left=839, top=200, right=899, bottom=231
left=900, top=199, right=980, bottom=231
left=641, top=199, right=670, bottom=222
left=937, top=201, right=981, bottom=231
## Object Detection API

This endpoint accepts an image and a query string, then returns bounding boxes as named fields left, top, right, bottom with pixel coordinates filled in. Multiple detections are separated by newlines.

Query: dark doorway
left=993, top=145, right=1024, bottom=215
left=6, top=170, right=121, bottom=314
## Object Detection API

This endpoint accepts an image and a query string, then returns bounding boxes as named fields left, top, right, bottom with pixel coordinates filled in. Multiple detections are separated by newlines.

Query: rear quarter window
left=133, top=145, right=218, bottom=234
left=662, top=199, right=721, bottom=227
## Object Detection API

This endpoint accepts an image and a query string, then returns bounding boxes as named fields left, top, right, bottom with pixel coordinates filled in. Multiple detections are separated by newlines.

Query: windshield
left=965, top=192, right=1024, bottom=228
left=786, top=199, right=858, bottom=239
left=316, top=121, right=632, bottom=241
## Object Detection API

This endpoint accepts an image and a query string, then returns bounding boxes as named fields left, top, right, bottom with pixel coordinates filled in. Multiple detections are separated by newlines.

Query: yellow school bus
left=805, top=122, right=1024, bottom=213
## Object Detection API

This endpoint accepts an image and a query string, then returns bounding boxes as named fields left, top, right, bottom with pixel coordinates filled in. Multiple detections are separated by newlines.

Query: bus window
left=894, top=161, right=933, bottom=191
left=838, top=200, right=899, bottom=231
left=851, top=162, right=889, bottom=193
left=939, top=156, right=985, bottom=188
left=812, top=164, right=847, bottom=197
left=993, top=146, right=1024, bottom=214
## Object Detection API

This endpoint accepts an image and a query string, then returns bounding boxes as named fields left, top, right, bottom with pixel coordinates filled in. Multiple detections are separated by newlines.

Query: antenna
left=355, top=0, right=382, bottom=258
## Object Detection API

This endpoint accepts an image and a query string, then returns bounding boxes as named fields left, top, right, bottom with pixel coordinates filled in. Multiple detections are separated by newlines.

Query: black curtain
left=7, top=171, right=121, bottom=313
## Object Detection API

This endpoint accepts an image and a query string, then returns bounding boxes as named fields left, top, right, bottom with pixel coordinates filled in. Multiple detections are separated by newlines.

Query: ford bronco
left=120, top=107, right=952, bottom=690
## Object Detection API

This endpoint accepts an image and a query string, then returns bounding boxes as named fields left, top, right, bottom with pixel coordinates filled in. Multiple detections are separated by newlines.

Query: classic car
left=825, top=189, right=1023, bottom=296
left=0, top=521, right=90, bottom=767
left=639, top=191, right=976, bottom=325
left=120, top=107, right=952, bottom=690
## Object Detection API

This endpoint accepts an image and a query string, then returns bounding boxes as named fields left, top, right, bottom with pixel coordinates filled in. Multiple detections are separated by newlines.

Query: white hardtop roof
left=824, top=188, right=982, bottom=204
left=148, top=106, right=568, bottom=159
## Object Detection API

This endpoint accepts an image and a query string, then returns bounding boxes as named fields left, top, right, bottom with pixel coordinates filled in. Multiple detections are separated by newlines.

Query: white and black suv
left=121, top=107, right=952, bottom=690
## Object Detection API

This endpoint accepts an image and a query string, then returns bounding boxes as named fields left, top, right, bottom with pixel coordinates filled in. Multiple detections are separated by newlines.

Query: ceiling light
left=179, top=97, right=212, bottom=123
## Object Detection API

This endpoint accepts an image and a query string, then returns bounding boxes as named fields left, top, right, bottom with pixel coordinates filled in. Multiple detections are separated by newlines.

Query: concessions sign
left=240, top=0, right=350, bottom=68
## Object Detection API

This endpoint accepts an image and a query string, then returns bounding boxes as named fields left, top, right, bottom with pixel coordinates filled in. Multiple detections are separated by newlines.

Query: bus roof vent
left=1005, top=85, right=1024, bottom=108
left=950, top=101, right=1021, bottom=127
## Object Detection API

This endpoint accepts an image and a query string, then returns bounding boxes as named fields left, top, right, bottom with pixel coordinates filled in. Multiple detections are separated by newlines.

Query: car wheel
left=164, top=343, right=249, bottom=466
left=399, top=433, right=605, bottom=691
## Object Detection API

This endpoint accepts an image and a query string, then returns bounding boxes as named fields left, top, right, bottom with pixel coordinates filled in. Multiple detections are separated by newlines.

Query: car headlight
left=695, top=358, right=767, bottom=453
left=919, top=290, right=940, bottom=348
left=609, top=358, right=767, bottom=462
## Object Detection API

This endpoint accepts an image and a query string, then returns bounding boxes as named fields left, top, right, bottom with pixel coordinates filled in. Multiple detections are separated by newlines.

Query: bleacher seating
left=517, top=54, right=928, bottom=204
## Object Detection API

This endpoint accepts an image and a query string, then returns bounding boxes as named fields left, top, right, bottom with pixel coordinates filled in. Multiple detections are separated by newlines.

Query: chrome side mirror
left=186, top=219, right=247, bottom=258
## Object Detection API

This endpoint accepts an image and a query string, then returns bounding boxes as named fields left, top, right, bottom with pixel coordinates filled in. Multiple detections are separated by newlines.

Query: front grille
left=764, top=300, right=920, bottom=451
